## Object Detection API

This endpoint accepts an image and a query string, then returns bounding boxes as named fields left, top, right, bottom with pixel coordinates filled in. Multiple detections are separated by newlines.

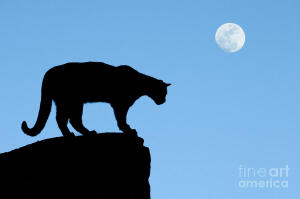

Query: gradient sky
left=0, top=0, right=299, bottom=198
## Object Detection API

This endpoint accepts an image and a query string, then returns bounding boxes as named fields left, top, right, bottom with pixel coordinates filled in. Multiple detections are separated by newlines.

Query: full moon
left=215, top=23, right=245, bottom=53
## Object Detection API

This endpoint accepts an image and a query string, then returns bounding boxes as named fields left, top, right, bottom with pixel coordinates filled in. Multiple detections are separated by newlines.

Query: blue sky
left=0, top=0, right=299, bottom=198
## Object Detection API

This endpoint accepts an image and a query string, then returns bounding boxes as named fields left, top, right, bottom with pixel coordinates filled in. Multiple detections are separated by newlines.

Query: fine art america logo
left=238, top=165, right=289, bottom=189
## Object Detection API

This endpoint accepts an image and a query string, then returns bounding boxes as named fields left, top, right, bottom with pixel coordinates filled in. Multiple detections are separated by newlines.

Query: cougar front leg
left=112, top=104, right=137, bottom=135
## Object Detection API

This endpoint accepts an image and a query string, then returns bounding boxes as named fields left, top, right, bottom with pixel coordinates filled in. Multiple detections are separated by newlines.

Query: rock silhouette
left=0, top=133, right=151, bottom=199
left=21, top=62, right=170, bottom=137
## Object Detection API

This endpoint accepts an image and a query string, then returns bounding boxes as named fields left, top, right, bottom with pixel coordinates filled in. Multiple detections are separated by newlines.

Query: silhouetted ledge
left=0, top=133, right=151, bottom=199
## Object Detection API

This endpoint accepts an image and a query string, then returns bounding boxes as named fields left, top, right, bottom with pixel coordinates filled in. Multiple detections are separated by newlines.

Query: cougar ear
left=165, top=83, right=171, bottom=87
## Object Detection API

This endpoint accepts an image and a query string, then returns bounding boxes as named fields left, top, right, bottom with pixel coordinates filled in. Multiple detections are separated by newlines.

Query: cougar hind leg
left=69, top=103, right=97, bottom=136
left=56, top=103, right=75, bottom=137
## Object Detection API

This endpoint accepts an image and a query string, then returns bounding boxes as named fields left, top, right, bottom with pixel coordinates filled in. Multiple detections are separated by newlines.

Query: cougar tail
left=22, top=82, right=52, bottom=136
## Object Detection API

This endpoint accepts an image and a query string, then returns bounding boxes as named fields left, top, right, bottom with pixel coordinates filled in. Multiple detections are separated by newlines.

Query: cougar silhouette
left=22, top=62, right=170, bottom=137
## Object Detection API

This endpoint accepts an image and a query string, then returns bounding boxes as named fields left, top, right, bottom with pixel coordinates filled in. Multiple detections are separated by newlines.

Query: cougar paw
left=90, top=130, right=97, bottom=135
left=125, top=129, right=138, bottom=136
left=64, top=132, right=75, bottom=138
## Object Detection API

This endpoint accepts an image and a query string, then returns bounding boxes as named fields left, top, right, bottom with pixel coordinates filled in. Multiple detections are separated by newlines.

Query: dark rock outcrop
left=0, top=133, right=151, bottom=199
